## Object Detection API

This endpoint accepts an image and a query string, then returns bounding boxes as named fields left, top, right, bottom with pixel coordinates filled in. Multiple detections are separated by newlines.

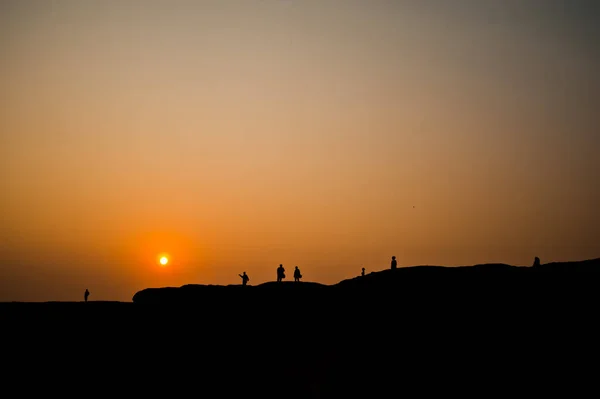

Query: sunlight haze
left=1, top=0, right=599, bottom=301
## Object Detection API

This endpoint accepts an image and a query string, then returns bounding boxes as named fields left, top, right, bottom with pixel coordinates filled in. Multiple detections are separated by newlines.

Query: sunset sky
left=1, top=0, right=599, bottom=302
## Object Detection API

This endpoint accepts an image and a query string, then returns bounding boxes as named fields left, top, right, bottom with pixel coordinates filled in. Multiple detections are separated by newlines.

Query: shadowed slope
left=132, top=281, right=329, bottom=304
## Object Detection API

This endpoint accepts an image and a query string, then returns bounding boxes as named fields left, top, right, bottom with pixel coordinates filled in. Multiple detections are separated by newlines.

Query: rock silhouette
left=131, top=258, right=600, bottom=305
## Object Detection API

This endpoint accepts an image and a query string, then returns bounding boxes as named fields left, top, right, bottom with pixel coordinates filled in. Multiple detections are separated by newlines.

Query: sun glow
left=159, top=256, right=169, bottom=266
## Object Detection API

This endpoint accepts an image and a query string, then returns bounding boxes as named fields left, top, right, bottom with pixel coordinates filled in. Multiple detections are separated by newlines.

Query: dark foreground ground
left=2, top=260, right=599, bottom=398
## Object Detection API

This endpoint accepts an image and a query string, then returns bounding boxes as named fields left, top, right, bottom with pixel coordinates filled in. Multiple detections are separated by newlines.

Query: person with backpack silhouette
left=239, top=272, right=250, bottom=286
left=84, top=289, right=90, bottom=302
left=277, top=264, right=285, bottom=282
left=293, top=266, right=302, bottom=282
left=391, top=256, right=397, bottom=270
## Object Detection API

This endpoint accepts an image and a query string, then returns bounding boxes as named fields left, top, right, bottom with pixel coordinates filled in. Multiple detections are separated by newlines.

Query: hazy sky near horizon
left=1, top=0, right=599, bottom=301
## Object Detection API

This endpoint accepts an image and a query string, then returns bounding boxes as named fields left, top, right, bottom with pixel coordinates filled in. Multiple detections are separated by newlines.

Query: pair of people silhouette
left=277, top=264, right=302, bottom=282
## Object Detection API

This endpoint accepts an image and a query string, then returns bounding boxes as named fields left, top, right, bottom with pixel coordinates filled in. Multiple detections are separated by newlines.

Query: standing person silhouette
left=277, top=264, right=285, bottom=282
left=293, top=266, right=302, bottom=282
left=361, top=267, right=365, bottom=276
left=391, top=256, right=397, bottom=270
left=239, top=272, right=250, bottom=286
left=84, top=289, right=90, bottom=302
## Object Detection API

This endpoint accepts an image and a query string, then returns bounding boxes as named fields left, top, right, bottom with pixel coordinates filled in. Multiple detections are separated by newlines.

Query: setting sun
left=159, top=256, right=169, bottom=266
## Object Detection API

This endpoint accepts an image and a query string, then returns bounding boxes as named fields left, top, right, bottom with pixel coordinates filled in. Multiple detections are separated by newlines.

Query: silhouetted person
left=391, top=256, right=397, bottom=270
left=277, top=264, right=286, bottom=282
left=239, top=271, right=250, bottom=286
left=84, top=289, right=90, bottom=302
left=533, top=257, right=540, bottom=267
left=361, top=267, right=365, bottom=276
left=293, top=266, right=302, bottom=282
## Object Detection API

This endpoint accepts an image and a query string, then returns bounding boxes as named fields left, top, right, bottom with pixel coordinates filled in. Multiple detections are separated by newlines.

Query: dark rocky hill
left=3, top=258, right=599, bottom=398
left=132, top=258, right=600, bottom=307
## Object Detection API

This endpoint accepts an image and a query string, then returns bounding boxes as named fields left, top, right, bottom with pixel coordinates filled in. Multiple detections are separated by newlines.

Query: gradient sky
left=1, top=0, right=599, bottom=301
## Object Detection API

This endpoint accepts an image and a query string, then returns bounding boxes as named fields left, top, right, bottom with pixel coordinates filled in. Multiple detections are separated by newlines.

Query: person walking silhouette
left=277, top=264, right=285, bottom=282
left=84, top=289, right=90, bottom=302
left=293, top=266, right=302, bottom=282
left=391, top=256, right=397, bottom=270
left=239, top=272, right=250, bottom=286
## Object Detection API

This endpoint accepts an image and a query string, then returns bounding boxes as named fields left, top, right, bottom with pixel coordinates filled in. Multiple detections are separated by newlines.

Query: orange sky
left=1, top=1, right=599, bottom=301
